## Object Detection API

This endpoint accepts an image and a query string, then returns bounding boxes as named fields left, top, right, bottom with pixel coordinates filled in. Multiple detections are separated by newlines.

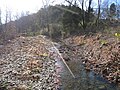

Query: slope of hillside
left=60, top=33, right=120, bottom=86
left=0, top=35, right=60, bottom=90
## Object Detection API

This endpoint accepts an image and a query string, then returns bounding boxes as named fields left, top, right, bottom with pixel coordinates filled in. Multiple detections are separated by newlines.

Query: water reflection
left=57, top=60, right=120, bottom=90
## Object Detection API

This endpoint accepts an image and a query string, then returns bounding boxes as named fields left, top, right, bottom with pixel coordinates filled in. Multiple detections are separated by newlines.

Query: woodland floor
left=0, top=35, right=61, bottom=90
left=60, top=33, right=120, bottom=86
left=0, top=33, right=120, bottom=90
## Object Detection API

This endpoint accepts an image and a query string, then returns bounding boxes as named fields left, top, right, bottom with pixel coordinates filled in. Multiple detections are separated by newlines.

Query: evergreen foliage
left=62, top=5, right=82, bottom=34
left=110, top=3, right=116, bottom=18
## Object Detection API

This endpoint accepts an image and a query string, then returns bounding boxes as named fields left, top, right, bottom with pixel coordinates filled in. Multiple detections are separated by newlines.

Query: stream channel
left=57, top=59, right=120, bottom=90
left=50, top=43, right=120, bottom=90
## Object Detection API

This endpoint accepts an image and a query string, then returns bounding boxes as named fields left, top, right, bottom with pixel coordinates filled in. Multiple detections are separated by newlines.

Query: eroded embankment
left=61, top=33, right=120, bottom=86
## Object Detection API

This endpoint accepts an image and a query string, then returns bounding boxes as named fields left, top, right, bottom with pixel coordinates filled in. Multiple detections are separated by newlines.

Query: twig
left=51, top=42, right=75, bottom=78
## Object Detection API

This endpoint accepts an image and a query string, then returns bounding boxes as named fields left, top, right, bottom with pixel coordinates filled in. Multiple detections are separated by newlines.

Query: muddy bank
left=59, top=33, right=120, bottom=86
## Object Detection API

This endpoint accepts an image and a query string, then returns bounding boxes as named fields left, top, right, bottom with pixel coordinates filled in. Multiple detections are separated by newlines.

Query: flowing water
left=49, top=43, right=120, bottom=90
left=57, top=59, right=120, bottom=90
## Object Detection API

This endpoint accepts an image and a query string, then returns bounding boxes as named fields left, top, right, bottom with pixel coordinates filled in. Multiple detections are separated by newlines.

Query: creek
left=57, top=59, right=120, bottom=90
left=51, top=43, right=120, bottom=90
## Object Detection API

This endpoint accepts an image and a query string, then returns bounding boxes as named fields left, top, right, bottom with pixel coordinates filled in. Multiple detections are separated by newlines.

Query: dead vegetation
left=62, top=33, right=120, bottom=86
left=0, top=35, right=59, bottom=90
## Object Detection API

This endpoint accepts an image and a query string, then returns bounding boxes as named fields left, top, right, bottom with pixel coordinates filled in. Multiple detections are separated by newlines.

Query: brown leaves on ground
left=0, top=35, right=52, bottom=89
left=63, top=33, right=120, bottom=85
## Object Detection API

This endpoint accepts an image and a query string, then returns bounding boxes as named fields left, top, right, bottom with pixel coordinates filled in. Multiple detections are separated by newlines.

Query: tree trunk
left=96, top=0, right=101, bottom=27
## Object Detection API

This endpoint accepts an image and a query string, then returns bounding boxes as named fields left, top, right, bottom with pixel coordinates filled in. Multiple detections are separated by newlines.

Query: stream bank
left=0, top=35, right=60, bottom=90
left=57, top=33, right=120, bottom=89
left=0, top=34, right=119, bottom=90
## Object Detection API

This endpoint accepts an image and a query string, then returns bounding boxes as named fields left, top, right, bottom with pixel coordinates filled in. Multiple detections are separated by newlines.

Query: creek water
left=49, top=43, right=120, bottom=90
left=56, top=58, right=120, bottom=90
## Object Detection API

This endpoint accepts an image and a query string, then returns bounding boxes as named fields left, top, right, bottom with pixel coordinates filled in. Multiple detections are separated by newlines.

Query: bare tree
left=95, top=0, right=101, bottom=27
left=81, top=0, right=86, bottom=29
left=100, top=0, right=109, bottom=19
left=87, top=0, right=92, bottom=21
left=4, top=8, right=9, bottom=31
left=64, top=0, right=94, bottom=30
left=2, top=7, right=18, bottom=41
left=42, top=0, right=54, bottom=37
left=43, top=0, right=50, bottom=29
left=0, top=8, right=2, bottom=33
left=14, top=12, right=21, bottom=33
